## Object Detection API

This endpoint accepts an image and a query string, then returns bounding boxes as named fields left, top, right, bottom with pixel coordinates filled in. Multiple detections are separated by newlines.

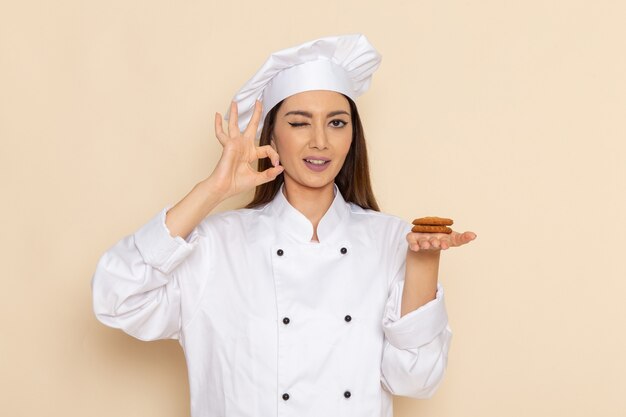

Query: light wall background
left=1, top=1, right=624, bottom=416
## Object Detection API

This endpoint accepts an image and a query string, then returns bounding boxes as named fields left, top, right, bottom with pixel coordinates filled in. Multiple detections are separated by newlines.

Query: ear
left=270, top=137, right=277, bottom=151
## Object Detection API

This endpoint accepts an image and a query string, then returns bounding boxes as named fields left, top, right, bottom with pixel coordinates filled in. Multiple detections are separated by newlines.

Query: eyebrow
left=283, top=110, right=350, bottom=118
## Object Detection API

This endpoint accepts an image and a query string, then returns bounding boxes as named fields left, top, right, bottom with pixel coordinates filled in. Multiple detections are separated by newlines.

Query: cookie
left=411, top=224, right=453, bottom=234
left=412, top=216, right=454, bottom=226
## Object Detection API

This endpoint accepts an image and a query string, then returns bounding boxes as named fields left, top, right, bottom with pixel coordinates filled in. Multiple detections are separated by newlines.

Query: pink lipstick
left=303, top=156, right=331, bottom=172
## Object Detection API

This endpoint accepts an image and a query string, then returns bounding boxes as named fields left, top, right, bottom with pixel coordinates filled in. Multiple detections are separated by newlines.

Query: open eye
left=329, top=119, right=348, bottom=128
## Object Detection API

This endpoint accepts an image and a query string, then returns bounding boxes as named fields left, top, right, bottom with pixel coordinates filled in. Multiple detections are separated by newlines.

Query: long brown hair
left=245, top=94, right=380, bottom=211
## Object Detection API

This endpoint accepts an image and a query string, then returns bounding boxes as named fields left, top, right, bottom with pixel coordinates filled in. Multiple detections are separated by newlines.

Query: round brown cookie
left=411, top=225, right=453, bottom=234
left=412, top=216, right=454, bottom=226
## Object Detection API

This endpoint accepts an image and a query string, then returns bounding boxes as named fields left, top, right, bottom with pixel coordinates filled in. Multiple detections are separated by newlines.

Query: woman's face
left=271, top=90, right=352, bottom=192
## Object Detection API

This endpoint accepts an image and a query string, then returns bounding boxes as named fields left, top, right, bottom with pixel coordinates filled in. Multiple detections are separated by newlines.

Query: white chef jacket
left=92, top=184, right=452, bottom=417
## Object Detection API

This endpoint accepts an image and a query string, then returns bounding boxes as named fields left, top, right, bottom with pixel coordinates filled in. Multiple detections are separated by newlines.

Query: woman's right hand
left=209, top=100, right=284, bottom=200
left=165, top=100, right=282, bottom=239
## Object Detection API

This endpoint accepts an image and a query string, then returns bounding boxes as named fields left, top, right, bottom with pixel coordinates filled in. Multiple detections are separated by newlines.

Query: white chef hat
left=225, top=33, right=382, bottom=138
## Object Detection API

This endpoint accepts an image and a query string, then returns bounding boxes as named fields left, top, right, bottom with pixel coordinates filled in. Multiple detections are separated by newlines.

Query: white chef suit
left=92, top=183, right=452, bottom=417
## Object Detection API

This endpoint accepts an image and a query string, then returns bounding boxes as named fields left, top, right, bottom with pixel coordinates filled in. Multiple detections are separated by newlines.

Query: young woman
left=92, top=34, right=476, bottom=417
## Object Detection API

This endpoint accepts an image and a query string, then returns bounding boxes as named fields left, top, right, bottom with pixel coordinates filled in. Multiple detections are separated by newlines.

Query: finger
left=460, top=231, right=477, bottom=244
left=418, top=238, right=431, bottom=250
left=406, top=233, right=424, bottom=247
left=256, top=165, right=285, bottom=185
left=244, top=100, right=263, bottom=138
left=407, top=232, right=433, bottom=247
left=450, top=231, right=476, bottom=247
left=429, top=237, right=441, bottom=249
left=228, top=101, right=240, bottom=136
left=214, top=112, right=228, bottom=146
left=435, top=233, right=453, bottom=249
left=405, top=234, right=420, bottom=251
left=256, top=145, right=280, bottom=166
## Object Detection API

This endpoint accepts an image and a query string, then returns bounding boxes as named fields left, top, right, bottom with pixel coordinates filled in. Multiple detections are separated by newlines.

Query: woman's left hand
left=406, top=230, right=477, bottom=252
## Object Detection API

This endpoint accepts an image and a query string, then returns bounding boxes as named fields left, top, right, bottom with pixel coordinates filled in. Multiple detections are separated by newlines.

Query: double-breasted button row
left=281, top=391, right=351, bottom=401
left=276, top=247, right=348, bottom=256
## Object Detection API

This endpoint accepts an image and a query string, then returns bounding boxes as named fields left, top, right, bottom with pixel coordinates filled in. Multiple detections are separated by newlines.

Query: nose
left=309, top=122, right=329, bottom=150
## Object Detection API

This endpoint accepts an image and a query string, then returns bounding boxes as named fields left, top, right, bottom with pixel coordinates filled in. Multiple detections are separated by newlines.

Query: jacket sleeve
left=380, top=232, right=453, bottom=399
left=91, top=206, right=201, bottom=341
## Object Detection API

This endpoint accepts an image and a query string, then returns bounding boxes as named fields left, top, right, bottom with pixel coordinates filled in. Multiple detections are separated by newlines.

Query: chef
left=92, top=33, right=476, bottom=417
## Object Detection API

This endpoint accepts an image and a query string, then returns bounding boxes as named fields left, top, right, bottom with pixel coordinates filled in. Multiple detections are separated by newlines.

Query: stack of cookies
left=412, top=217, right=454, bottom=234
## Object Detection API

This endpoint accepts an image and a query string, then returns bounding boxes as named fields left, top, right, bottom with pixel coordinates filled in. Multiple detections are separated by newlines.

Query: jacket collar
left=268, top=183, right=350, bottom=243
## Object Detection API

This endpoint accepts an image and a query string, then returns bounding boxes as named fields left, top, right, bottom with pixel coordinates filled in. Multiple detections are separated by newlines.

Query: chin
left=285, top=172, right=336, bottom=190
left=300, top=178, right=334, bottom=189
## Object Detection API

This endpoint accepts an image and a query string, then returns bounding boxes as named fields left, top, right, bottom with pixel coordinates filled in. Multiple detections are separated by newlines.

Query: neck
left=282, top=180, right=335, bottom=242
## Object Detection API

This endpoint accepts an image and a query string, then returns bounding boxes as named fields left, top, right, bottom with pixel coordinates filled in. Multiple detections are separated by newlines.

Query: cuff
left=133, top=205, right=200, bottom=275
left=382, top=282, right=449, bottom=350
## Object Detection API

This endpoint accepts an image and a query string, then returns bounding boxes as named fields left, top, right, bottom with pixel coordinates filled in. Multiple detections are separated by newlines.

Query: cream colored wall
left=1, top=0, right=624, bottom=416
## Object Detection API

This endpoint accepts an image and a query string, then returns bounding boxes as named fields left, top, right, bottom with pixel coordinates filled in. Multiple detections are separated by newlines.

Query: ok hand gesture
left=210, top=100, right=284, bottom=200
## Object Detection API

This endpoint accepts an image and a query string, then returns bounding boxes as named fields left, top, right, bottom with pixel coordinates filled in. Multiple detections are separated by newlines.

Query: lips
left=302, top=156, right=331, bottom=172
